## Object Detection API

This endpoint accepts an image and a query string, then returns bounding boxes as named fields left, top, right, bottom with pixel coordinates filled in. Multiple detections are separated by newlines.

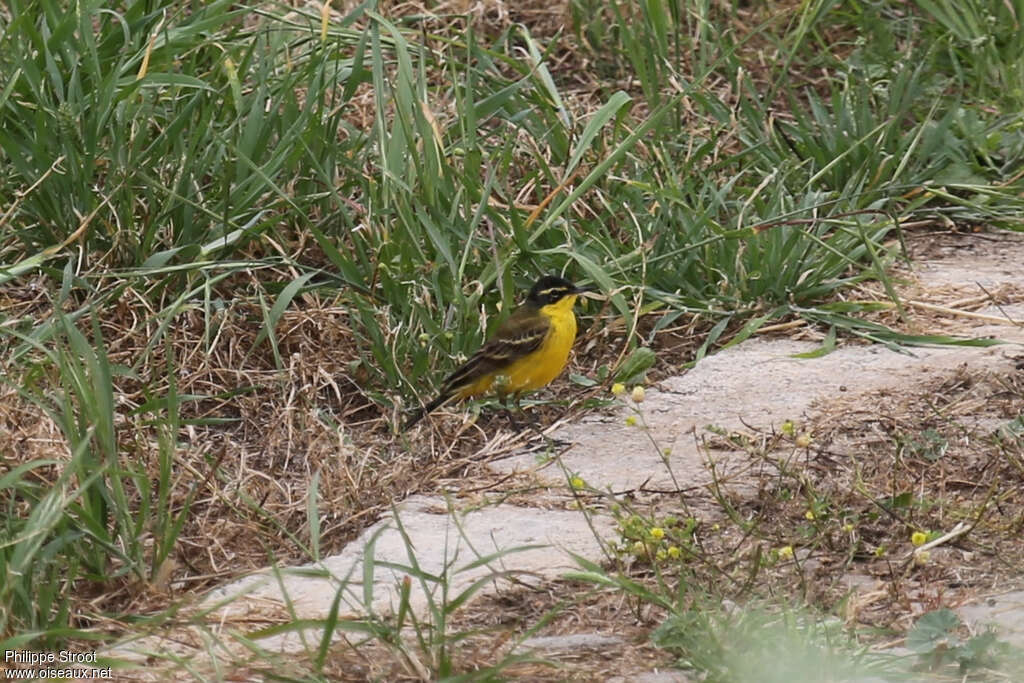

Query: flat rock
left=910, top=231, right=1024, bottom=289
left=605, top=670, right=692, bottom=683
left=515, top=633, right=625, bottom=653
left=107, top=494, right=614, bottom=665
left=495, top=340, right=1022, bottom=493
left=958, top=590, right=1024, bottom=648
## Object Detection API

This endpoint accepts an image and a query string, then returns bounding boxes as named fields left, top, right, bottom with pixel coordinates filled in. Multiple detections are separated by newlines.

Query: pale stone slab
left=958, top=590, right=1024, bottom=648
left=496, top=340, right=1022, bottom=493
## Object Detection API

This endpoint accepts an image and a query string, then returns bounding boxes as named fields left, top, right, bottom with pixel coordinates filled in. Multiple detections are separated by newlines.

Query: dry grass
left=0, top=269, right=626, bottom=628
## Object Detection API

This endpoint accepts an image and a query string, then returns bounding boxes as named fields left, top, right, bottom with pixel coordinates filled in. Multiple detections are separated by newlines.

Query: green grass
left=2, top=0, right=1024, bottom=675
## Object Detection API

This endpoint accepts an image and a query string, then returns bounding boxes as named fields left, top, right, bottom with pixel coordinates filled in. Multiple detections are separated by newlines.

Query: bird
left=403, top=275, right=591, bottom=430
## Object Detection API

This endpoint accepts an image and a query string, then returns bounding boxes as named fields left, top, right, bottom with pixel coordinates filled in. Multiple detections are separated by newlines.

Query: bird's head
left=526, top=275, right=592, bottom=308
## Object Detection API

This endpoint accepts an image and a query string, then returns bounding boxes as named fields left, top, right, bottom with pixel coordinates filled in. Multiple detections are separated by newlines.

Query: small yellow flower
left=663, top=447, right=672, bottom=456
left=650, top=527, right=665, bottom=541
left=625, top=415, right=638, bottom=427
left=418, top=332, right=429, bottom=347
left=667, top=545, right=681, bottom=559
left=914, top=550, right=931, bottom=565
left=712, top=523, right=720, bottom=531
left=911, top=531, right=927, bottom=547
left=781, top=420, right=796, bottom=436
left=842, top=523, right=854, bottom=533
left=655, top=549, right=667, bottom=561
left=874, top=545, right=886, bottom=557
left=631, top=541, right=646, bottom=555
left=795, top=432, right=812, bottom=448
left=631, top=385, right=645, bottom=403
left=778, top=545, right=794, bottom=560
left=611, top=382, right=626, bottom=396
left=570, top=476, right=585, bottom=490
left=804, top=510, right=816, bottom=520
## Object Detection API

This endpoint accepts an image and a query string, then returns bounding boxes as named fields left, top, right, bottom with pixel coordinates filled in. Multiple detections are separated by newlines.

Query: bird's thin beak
left=574, top=284, right=596, bottom=296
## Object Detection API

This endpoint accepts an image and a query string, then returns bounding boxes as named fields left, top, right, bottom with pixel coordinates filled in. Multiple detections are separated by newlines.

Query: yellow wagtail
left=404, top=275, right=591, bottom=429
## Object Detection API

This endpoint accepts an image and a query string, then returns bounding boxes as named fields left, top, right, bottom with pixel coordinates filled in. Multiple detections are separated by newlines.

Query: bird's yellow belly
left=500, top=327, right=573, bottom=393
left=457, top=310, right=577, bottom=399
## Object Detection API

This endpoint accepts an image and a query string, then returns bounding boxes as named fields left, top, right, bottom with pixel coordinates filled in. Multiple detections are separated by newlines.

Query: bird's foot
left=514, top=415, right=572, bottom=448
left=540, top=434, right=573, bottom=449
left=503, top=408, right=538, bottom=432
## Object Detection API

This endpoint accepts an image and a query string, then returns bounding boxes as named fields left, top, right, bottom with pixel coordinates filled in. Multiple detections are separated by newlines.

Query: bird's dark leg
left=498, top=392, right=529, bottom=431
left=514, top=393, right=570, bottom=446
left=520, top=393, right=574, bottom=448
left=500, top=393, right=520, bottom=429
left=501, top=393, right=571, bottom=447
left=515, top=392, right=541, bottom=427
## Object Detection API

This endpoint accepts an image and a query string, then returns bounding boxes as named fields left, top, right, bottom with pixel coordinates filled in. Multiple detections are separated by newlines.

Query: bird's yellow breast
left=459, top=294, right=579, bottom=398
left=502, top=294, right=578, bottom=393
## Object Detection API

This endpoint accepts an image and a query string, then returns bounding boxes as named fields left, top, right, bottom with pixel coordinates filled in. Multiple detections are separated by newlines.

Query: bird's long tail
left=402, top=392, right=452, bottom=431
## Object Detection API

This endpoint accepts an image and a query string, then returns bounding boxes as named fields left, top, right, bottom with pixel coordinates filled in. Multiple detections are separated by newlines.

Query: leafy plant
left=906, top=608, right=1017, bottom=674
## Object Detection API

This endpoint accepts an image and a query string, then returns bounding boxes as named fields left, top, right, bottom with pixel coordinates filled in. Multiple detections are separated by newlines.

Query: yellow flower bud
left=631, top=385, right=645, bottom=403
